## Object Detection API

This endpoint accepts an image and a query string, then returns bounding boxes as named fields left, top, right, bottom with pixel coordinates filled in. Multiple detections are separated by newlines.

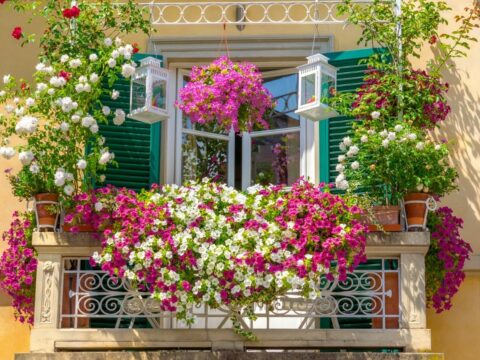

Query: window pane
left=182, top=134, right=228, bottom=183
left=251, top=132, right=300, bottom=186
left=262, top=73, right=300, bottom=129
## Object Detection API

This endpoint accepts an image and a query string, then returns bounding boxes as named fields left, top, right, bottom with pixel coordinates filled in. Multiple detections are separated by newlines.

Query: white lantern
left=129, top=57, right=169, bottom=124
left=296, top=54, right=338, bottom=121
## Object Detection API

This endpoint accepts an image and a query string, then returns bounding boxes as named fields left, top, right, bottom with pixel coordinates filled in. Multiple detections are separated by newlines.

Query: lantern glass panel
left=321, top=72, right=335, bottom=101
left=152, top=77, right=167, bottom=111
left=300, top=72, right=316, bottom=107
left=132, top=75, right=147, bottom=111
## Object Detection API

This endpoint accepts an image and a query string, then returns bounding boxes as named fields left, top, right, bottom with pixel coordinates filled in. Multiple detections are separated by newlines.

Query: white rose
left=99, top=175, right=106, bottom=182
left=416, top=184, right=424, bottom=191
left=351, top=161, right=360, bottom=170
left=111, top=90, right=120, bottom=100
left=71, top=114, right=80, bottom=123
left=99, top=151, right=112, bottom=165
left=25, top=98, right=35, bottom=107
left=60, top=122, right=69, bottom=132
left=360, top=135, right=368, bottom=143
left=113, top=109, right=125, bottom=125
left=342, top=137, right=352, bottom=147
left=0, top=147, right=16, bottom=160
left=60, top=55, right=69, bottom=63
left=63, top=185, right=74, bottom=196
left=416, top=142, right=425, bottom=150
left=347, top=145, right=359, bottom=157
left=102, top=106, right=111, bottom=116
left=90, top=73, right=99, bottom=83
left=371, top=111, right=381, bottom=119
left=380, top=129, right=388, bottom=138
left=0, top=90, right=5, bottom=97
left=407, top=133, right=417, bottom=141
left=336, top=163, right=345, bottom=172
left=90, top=124, right=99, bottom=133
left=336, top=179, right=349, bottom=190
left=3, top=74, right=11, bottom=84
left=104, top=38, right=113, bottom=47
left=45, top=66, right=54, bottom=74
left=394, top=124, right=403, bottom=132
left=339, top=142, right=346, bottom=151
left=77, top=159, right=87, bottom=170
left=19, top=151, right=34, bottom=166
left=69, top=59, right=82, bottom=68
left=121, top=63, right=136, bottom=78
left=15, top=107, right=25, bottom=116
left=83, top=83, right=91, bottom=93
left=434, top=144, right=441, bottom=150
left=15, top=116, right=38, bottom=135
left=107, top=58, right=117, bottom=68
left=387, top=132, right=396, bottom=141
left=115, top=37, right=123, bottom=47
left=36, top=83, right=47, bottom=91
left=75, top=83, right=84, bottom=93
left=5, top=105, right=14, bottom=113
left=382, top=139, right=389, bottom=148
left=89, top=54, right=98, bottom=62
left=35, top=63, right=46, bottom=71
left=111, top=50, right=120, bottom=59
left=338, top=155, right=346, bottom=163
left=81, top=116, right=95, bottom=127
left=47, top=88, right=55, bottom=95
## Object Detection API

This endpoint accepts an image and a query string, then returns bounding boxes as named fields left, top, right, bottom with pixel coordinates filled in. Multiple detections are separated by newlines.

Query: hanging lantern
left=129, top=57, right=169, bottom=124
left=296, top=54, right=338, bottom=121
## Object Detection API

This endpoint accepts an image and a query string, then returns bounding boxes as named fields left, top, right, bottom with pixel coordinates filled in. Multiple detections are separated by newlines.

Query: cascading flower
left=177, top=56, right=274, bottom=133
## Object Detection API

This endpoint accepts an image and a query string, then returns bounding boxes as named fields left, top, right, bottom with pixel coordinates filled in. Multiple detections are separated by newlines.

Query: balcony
left=30, top=231, right=431, bottom=353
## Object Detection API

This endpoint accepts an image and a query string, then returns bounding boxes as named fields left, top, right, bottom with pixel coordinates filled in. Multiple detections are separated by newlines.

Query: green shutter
left=319, top=48, right=379, bottom=184
left=99, top=54, right=162, bottom=191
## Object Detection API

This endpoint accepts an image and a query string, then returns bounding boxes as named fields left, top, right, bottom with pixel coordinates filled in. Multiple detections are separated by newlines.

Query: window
left=175, top=66, right=311, bottom=189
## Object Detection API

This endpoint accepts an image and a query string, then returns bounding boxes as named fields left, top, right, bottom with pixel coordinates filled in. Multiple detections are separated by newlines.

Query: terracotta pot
left=62, top=223, right=95, bottom=232
left=404, top=192, right=430, bottom=228
left=34, top=193, right=59, bottom=230
left=365, top=205, right=401, bottom=232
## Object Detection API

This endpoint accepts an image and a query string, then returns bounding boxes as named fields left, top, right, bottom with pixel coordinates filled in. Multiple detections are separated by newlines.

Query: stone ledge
left=15, top=352, right=444, bottom=360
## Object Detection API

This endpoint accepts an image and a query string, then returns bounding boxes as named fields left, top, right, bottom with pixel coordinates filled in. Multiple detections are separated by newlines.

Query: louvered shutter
left=319, top=48, right=379, bottom=184
left=99, top=54, right=162, bottom=191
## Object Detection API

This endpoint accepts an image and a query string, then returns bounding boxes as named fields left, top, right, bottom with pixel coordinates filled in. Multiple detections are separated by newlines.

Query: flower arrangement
left=177, top=56, right=274, bottom=133
left=426, top=206, right=472, bottom=312
left=0, top=212, right=36, bottom=324
left=335, top=120, right=457, bottom=204
left=66, top=179, right=368, bottom=338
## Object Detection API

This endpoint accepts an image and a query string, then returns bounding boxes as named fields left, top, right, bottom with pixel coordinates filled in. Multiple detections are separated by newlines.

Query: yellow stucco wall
left=0, top=1, right=479, bottom=359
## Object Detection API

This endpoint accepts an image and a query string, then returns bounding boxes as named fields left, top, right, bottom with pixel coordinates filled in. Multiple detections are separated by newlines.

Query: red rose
left=429, top=35, right=438, bottom=45
left=63, top=6, right=80, bottom=19
left=132, top=43, right=140, bottom=54
left=11, top=27, right=23, bottom=40
left=0, top=0, right=7, bottom=4
left=21, top=82, right=30, bottom=91
left=59, top=70, right=72, bottom=81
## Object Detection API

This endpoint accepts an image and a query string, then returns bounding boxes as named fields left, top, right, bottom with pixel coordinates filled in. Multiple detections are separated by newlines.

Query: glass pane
left=131, top=76, right=146, bottom=111
left=300, top=72, right=316, bottom=107
left=182, top=134, right=228, bottom=183
left=251, top=132, right=300, bottom=186
left=321, top=73, right=335, bottom=101
left=262, top=73, right=300, bottom=129
left=152, top=78, right=166, bottom=110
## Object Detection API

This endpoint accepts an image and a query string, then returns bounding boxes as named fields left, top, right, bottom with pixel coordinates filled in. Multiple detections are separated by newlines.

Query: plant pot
left=404, top=192, right=431, bottom=230
left=34, top=193, right=60, bottom=231
left=366, top=205, right=402, bottom=232
left=62, top=223, right=95, bottom=232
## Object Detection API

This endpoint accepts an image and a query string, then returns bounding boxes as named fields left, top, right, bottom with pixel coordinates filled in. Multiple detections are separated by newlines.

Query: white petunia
left=64, top=185, right=74, bottom=196
left=107, top=58, right=116, bottom=68
left=19, top=151, right=34, bottom=166
left=416, top=142, right=425, bottom=150
left=29, top=163, right=40, bottom=174
left=0, top=147, right=16, bottom=160
left=121, top=63, right=136, bottom=78
left=113, top=109, right=125, bottom=125
left=371, top=111, right=381, bottom=119
left=111, top=90, right=120, bottom=100
left=77, top=159, right=87, bottom=170
left=102, top=106, right=111, bottom=116
left=89, top=53, right=98, bottom=62
left=60, top=55, right=69, bottom=63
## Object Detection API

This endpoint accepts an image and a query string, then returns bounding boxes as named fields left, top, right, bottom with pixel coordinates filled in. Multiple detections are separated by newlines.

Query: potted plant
left=336, top=120, right=457, bottom=231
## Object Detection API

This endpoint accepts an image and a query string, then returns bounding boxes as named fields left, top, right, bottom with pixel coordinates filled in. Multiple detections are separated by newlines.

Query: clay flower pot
left=34, top=193, right=60, bottom=231
left=404, top=192, right=431, bottom=230
left=366, top=205, right=401, bottom=232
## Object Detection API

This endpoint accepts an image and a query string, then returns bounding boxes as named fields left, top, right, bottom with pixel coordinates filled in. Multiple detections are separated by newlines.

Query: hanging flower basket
left=177, top=56, right=274, bottom=133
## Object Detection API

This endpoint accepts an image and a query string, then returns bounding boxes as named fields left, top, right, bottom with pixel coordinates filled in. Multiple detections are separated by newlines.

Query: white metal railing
left=60, top=257, right=400, bottom=330
left=133, top=1, right=381, bottom=26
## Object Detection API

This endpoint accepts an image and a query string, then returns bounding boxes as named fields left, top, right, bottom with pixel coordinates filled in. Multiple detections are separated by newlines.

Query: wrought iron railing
left=60, top=258, right=400, bottom=330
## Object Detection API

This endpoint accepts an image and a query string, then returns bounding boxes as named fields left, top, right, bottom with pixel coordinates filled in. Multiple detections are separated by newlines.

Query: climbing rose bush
left=426, top=206, right=472, bottom=313
left=177, top=56, right=274, bottom=133
left=0, top=211, right=36, bottom=324
left=78, top=179, right=368, bottom=336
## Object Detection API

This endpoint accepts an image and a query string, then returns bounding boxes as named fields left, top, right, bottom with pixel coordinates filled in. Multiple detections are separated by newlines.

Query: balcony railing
left=31, top=231, right=431, bottom=353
